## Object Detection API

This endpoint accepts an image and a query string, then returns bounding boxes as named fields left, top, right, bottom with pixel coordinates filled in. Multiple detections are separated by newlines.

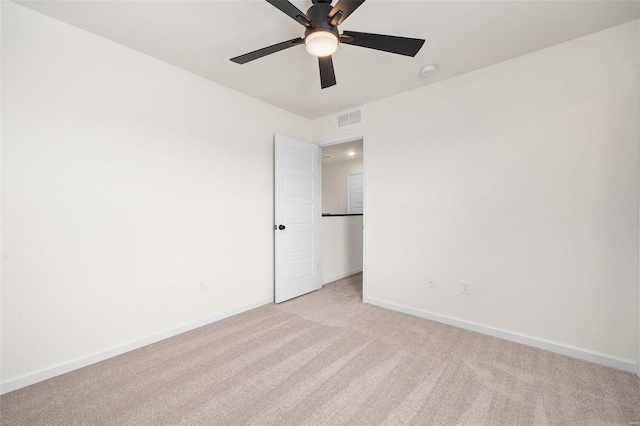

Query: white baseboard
left=0, top=296, right=274, bottom=395
left=322, top=267, right=363, bottom=285
left=367, top=297, right=637, bottom=374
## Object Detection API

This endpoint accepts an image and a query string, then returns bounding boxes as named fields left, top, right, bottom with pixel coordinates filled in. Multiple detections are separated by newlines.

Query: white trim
left=0, top=296, right=274, bottom=395
left=367, top=297, right=637, bottom=373
left=322, top=268, right=363, bottom=286
left=317, top=132, right=368, bottom=303
left=362, top=136, right=367, bottom=303
left=317, top=133, right=365, bottom=148
left=637, top=146, right=640, bottom=378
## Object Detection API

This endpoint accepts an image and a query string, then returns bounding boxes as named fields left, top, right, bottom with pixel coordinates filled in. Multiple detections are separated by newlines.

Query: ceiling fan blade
left=266, top=0, right=311, bottom=27
left=328, top=0, right=365, bottom=26
left=230, top=37, right=304, bottom=64
left=341, top=31, right=425, bottom=57
left=318, top=56, right=336, bottom=89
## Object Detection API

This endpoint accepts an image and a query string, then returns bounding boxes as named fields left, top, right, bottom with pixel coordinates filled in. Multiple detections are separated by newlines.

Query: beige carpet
left=1, top=273, right=639, bottom=425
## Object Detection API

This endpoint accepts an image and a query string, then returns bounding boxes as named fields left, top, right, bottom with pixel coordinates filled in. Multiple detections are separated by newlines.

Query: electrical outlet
left=199, top=281, right=207, bottom=292
left=427, top=276, right=436, bottom=288
left=461, top=281, right=470, bottom=295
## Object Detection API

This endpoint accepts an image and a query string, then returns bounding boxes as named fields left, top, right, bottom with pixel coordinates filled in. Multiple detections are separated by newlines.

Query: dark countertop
left=322, top=213, right=363, bottom=217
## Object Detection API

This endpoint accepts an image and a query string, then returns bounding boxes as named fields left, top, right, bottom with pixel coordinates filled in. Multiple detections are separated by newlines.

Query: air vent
left=322, top=154, right=334, bottom=159
left=349, top=110, right=361, bottom=125
left=337, top=113, right=350, bottom=128
left=337, top=109, right=363, bottom=128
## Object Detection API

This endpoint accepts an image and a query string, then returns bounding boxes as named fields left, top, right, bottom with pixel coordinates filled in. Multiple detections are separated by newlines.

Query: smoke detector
left=420, top=64, right=438, bottom=78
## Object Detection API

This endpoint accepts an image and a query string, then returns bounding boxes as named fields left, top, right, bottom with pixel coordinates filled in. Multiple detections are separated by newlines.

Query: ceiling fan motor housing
left=305, top=2, right=339, bottom=39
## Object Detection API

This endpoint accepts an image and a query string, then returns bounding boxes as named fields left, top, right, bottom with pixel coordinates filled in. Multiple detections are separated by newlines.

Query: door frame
left=317, top=132, right=368, bottom=303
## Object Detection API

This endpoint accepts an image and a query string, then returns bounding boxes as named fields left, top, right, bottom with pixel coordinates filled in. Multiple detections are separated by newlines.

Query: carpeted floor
left=1, top=273, right=639, bottom=425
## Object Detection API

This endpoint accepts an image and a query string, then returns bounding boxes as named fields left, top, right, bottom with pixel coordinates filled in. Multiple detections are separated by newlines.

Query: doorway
left=319, top=135, right=367, bottom=302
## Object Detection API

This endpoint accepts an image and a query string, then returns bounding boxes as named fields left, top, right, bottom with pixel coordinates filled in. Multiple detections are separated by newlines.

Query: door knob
left=279, top=224, right=286, bottom=230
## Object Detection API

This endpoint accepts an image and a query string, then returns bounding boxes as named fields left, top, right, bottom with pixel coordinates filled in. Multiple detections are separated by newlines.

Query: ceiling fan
left=230, top=0, right=425, bottom=89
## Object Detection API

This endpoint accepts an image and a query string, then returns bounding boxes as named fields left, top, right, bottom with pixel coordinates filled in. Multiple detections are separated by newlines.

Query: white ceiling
left=16, top=1, right=639, bottom=119
left=322, top=139, right=363, bottom=163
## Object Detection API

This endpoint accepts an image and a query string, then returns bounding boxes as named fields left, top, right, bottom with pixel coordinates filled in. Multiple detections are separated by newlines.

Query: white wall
left=637, top=12, right=640, bottom=378
left=1, top=2, right=310, bottom=386
left=0, top=1, right=4, bottom=385
left=314, top=21, right=640, bottom=367
left=322, top=159, right=363, bottom=214
left=322, top=216, right=363, bottom=284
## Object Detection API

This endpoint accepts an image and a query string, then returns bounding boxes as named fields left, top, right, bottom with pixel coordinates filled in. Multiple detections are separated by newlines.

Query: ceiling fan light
left=305, top=31, right=339, bottom=57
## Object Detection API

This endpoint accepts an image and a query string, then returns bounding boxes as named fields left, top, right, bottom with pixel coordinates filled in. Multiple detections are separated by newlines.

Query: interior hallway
left=1, top=273, right=639, bottom=425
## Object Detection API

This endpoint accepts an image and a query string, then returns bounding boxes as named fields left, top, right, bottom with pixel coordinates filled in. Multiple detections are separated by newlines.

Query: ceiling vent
left=322, top=153, right=334, bottom=159
left=337, top=109, right=362, bottom=128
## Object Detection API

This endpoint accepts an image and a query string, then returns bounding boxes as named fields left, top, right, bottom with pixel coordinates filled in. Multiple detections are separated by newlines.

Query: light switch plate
left=428, top=276, right=436, bottom=288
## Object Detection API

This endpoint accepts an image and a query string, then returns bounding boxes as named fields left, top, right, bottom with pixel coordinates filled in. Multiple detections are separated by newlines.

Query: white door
left=348, top=172, right=364, bottom=214
left=274, top=134, right=322, bottom=303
